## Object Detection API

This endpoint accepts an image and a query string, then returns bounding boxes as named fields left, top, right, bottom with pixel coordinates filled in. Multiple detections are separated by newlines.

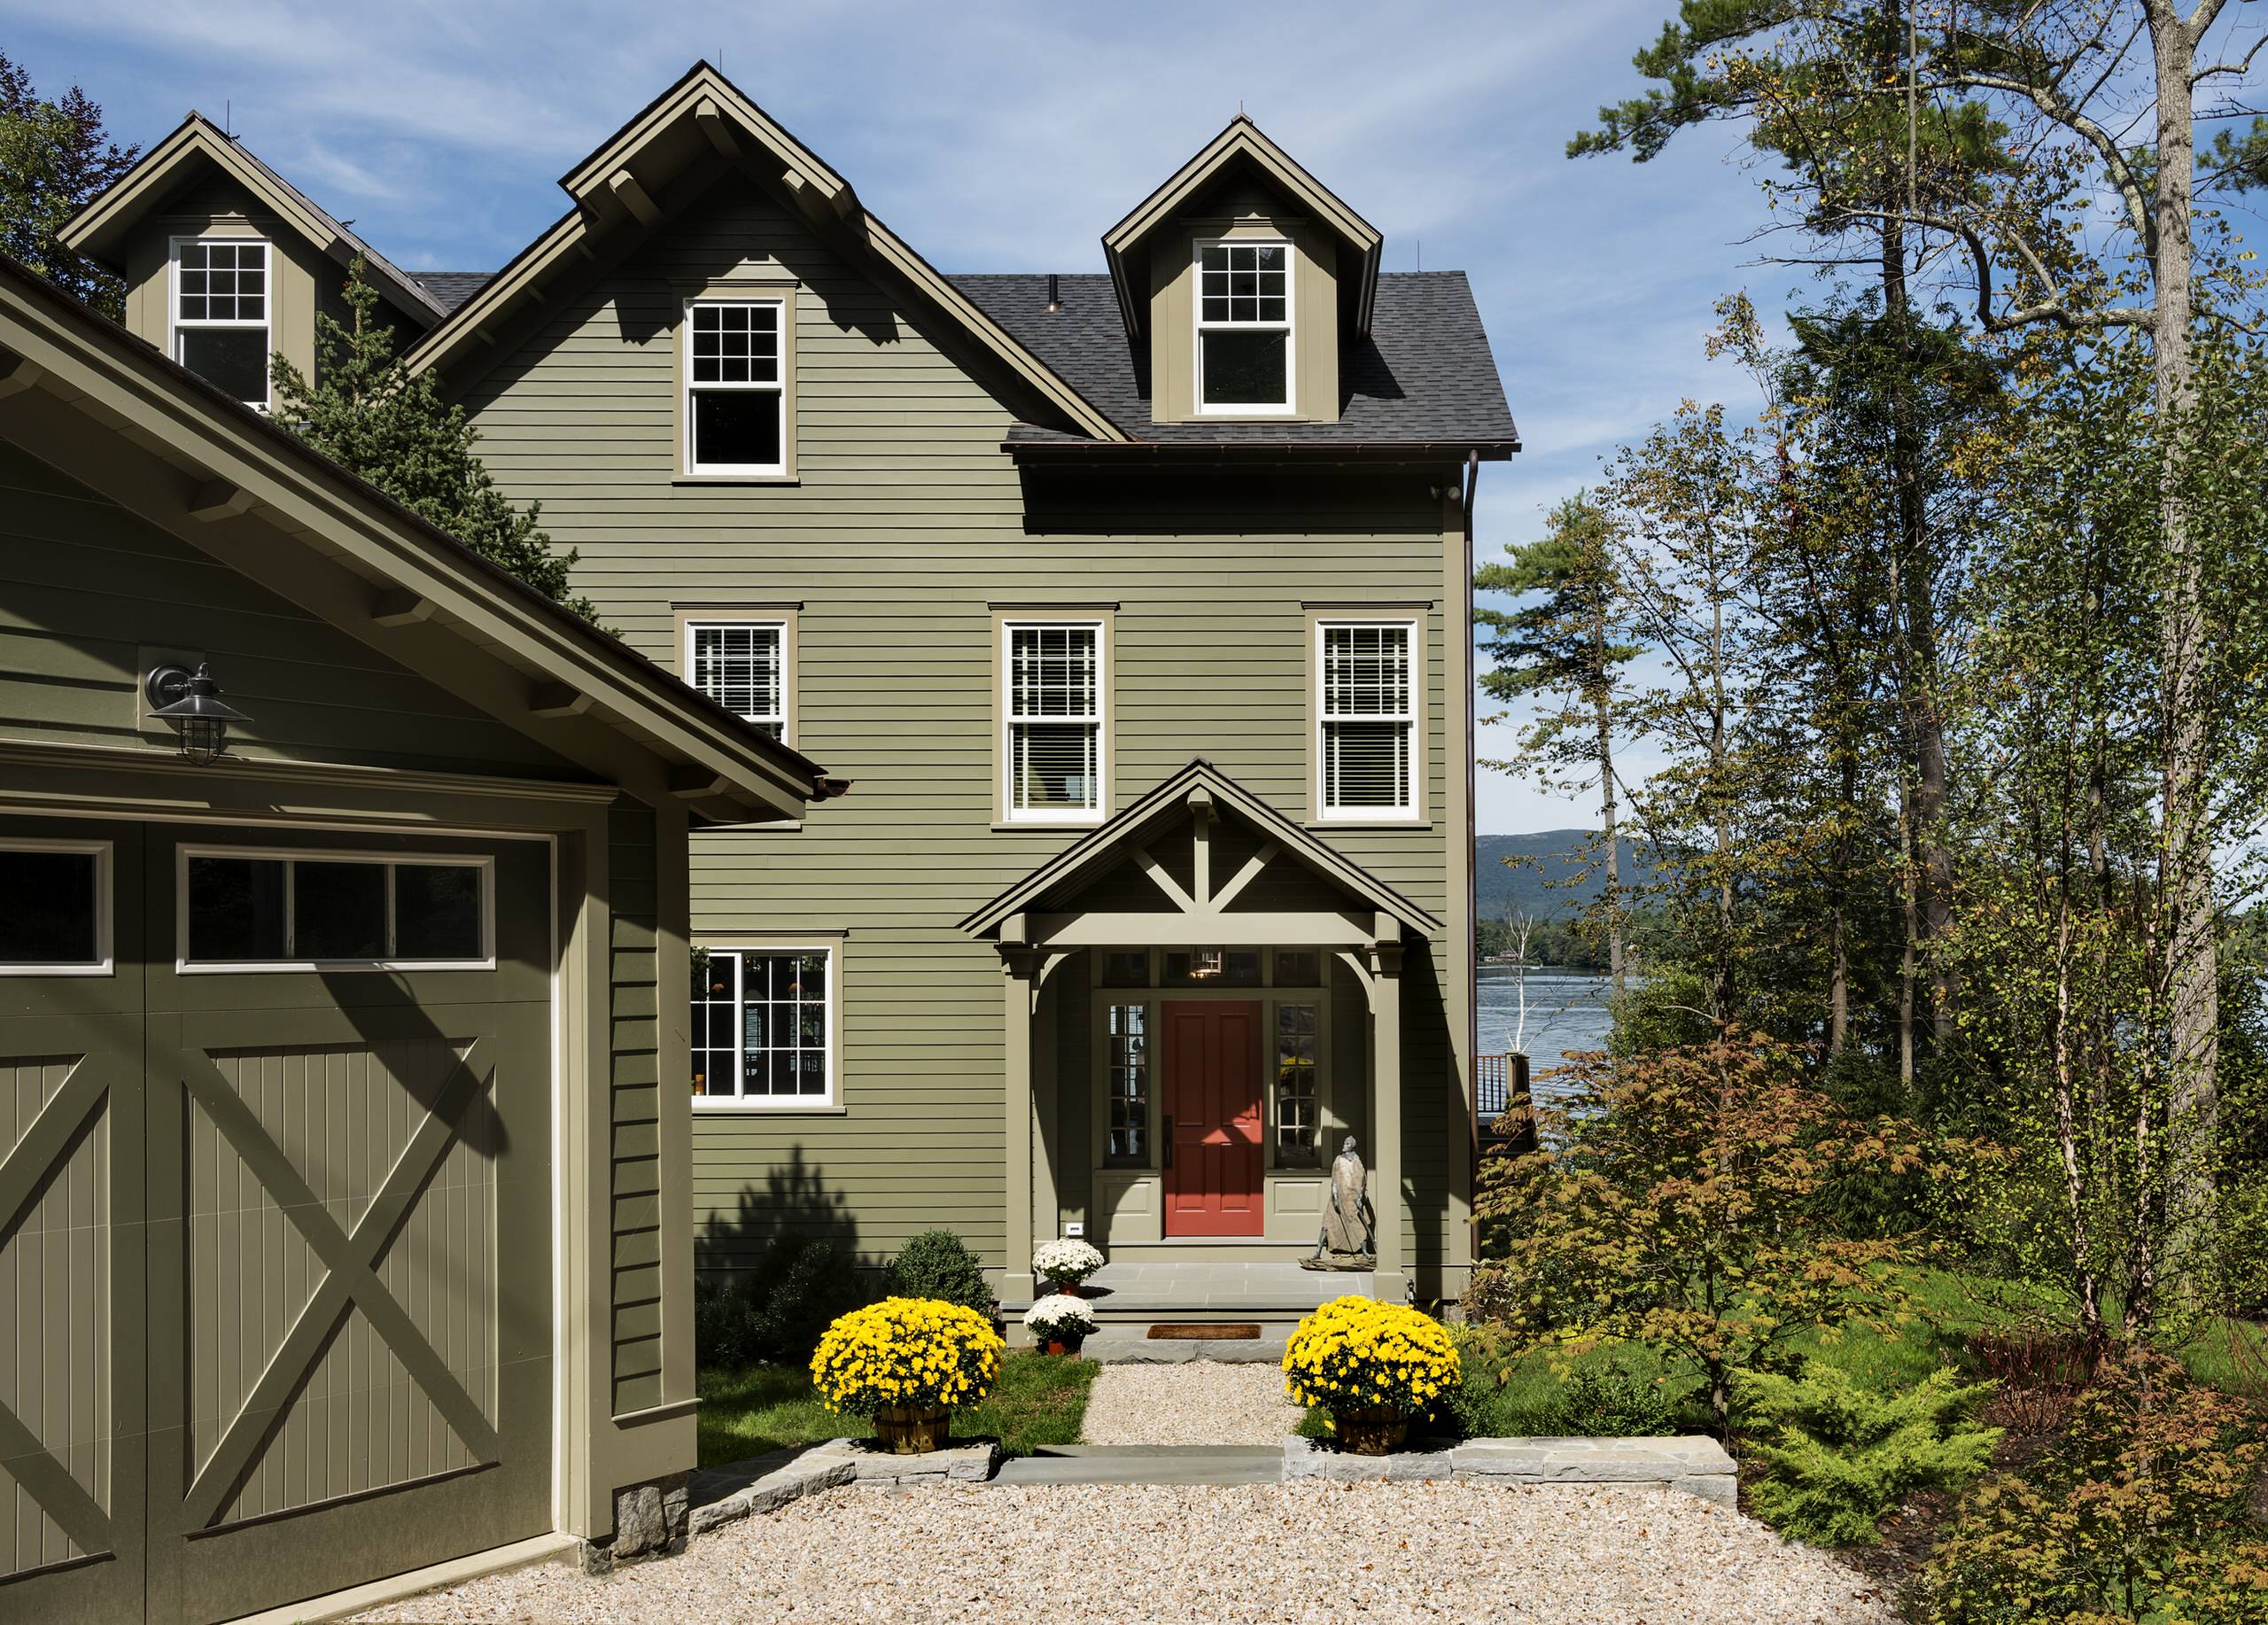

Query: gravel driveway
left=353, top=1481, right=1894, bottom=1624
left=1080, top=1362, right=1303, bottom=1445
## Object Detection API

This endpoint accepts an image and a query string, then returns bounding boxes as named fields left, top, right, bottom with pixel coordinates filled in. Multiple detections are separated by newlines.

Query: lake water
left=1475, top=965, right=1613, bottom=1105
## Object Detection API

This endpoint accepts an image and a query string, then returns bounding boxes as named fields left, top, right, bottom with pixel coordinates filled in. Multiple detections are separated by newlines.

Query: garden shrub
left=888, top=1228, right=998, bottom=1317
left=1552, top=1366, right=1679, bottom=1437
left=694, top=1234, right=867, bottom=1369
left=1916, top=1345, right=2266, bottom=1623
left=1736, top=1360, right=2001, bottom=1547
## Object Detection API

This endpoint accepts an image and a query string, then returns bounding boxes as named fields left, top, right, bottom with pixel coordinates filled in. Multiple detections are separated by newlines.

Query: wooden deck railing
left=1475, top=1051, right=1537, bottom=1157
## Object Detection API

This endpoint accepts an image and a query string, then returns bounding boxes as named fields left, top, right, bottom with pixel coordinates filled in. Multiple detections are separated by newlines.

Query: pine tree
left=269, top=258, right=598, bottom=622
left=1476, top=494, right=1642, bottom=992
left=0, top=51, right=138, bottom=317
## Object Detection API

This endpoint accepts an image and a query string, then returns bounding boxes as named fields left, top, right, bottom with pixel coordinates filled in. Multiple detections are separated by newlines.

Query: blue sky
left=6, top=0, right=1794, bottom=833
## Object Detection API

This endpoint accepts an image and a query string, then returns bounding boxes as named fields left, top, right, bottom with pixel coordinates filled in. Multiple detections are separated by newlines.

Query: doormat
left=1146, top=1323, right=1264, bottom=1341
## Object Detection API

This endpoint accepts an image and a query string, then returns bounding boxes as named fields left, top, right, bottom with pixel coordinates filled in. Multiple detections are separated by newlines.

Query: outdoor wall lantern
left=148, top=661, right=250, bottom=764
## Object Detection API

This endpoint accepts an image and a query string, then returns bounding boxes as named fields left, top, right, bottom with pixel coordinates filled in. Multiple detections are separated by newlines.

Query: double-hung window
left=684, top=298, right=785, bottom=474
left=1317, top=619, right=1417, bottom=819
left=692, top=945, right=835, bottom=1107
left=686, top=619, right=787, bottom=740
left=1004, top=620, right=1103, bottom=820
left=1195, top=239, right=1292, bottom=413
left=172, top=237, right=271, bottom=408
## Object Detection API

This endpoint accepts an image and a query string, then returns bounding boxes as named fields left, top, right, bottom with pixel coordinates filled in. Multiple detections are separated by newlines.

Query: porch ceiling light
left=148, top=661, right=250, bottom=765
left=1189, top=948, right=1223, bottom=980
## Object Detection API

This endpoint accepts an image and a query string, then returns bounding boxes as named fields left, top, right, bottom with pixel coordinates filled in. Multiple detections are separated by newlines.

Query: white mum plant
left=1023, top=1295, right=1098, bottom=1336
left=1031, top=1237, right=1105, bottom=1287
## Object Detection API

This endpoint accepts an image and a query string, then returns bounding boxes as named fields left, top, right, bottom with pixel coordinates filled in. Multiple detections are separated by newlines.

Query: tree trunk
left=1876, top=130, right=1955, bottom=1061
left=1595, top=603, right=1625, bottom=999
left=1829, top=751, right=1855, bottom=1054
left=2146, top=0, right=2218, bottom=1293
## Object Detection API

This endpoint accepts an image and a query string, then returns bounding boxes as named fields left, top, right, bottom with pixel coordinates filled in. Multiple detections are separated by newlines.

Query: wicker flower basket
left=1332, top=1406, right=1409, bottom=1456
left=874, top=1404, right=952, bottom=1454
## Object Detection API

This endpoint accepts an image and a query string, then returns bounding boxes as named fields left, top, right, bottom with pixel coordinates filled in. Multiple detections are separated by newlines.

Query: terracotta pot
left=1332, top=1406, right=1408, bottom=1456
left=873, top=1404, right=951, bottom=1454
left=1043, top=1333, right=1086, bottom=1357
left=1045, top=1279, right=1084, bottom=1298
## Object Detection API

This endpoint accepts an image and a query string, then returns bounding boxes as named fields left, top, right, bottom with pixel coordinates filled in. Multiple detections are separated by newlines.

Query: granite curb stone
left=689, top=1430, right=1735, bottom=1540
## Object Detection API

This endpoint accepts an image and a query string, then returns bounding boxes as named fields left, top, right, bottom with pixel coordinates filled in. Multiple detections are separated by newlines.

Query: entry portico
left=963, top=760, right=1440, bottom=1305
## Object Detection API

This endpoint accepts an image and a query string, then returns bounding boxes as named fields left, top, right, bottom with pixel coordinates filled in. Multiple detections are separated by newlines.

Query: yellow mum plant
left=810, top=1296, right=1005, bottom=1417
left=1283, top=1295, right=1459, bottom=1418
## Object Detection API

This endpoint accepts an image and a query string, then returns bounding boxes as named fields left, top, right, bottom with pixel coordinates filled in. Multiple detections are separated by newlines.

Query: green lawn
left=696, top=1350, right=1099, bottom=1468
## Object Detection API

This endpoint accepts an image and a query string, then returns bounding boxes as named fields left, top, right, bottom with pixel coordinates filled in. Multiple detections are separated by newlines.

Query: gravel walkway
left=353, top=1481, right=1894, bottom=1624
left=1080, top=1362, right=1304, bottom=1444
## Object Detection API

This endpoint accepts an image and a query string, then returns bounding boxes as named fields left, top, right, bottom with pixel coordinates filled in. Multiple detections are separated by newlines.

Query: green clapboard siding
left=0, top=440, right=580, bottom=779
left=608, top=799, right=665, bottom=1414
left=455, top=172, right=1466, bottom=1286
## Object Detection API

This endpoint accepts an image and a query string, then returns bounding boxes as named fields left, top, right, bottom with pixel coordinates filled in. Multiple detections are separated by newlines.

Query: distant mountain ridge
left=1474, top=830, right=1644, bottom=921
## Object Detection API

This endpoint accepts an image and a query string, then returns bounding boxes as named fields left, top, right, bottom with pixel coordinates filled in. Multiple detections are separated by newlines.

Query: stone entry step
left=990, top=1445, right=1286, bottom=1488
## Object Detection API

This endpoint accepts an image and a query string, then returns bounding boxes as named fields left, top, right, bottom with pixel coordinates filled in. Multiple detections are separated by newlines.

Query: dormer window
left=1195, top=240, right=1292, bottom=413
left=171, top=237, right=271, bottom=408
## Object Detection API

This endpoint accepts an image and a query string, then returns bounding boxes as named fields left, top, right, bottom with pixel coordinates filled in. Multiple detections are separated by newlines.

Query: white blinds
left=691, top=622, right=784, bottom=738
left=1321, top=623, right=1413, bottom=812
left=1008, top=623, right=1099, bottom=814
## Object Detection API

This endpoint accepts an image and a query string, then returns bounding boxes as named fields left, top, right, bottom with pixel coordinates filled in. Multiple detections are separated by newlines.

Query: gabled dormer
left=57, top=113, right=451, bottom=408
left=1102, top=117, right=1383, bottom=426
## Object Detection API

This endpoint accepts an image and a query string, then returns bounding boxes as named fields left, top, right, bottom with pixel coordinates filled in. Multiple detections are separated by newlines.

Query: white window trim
left=683, top=618, right=789, bottom=741
left=691, top=939, right=842, bottom=1111
left=1192, top=237, right=1294, bottom=416
left=175, top=844, right=496, bottom=974
left=1314, top=616, right=1420, bottom=823
left=0, top=836, right=113, bottom=977
left=169, top=235, right=273, bottom=410
left=1001, top=618, right=1107, bottom=825
left=681, top=295, right=788, bottom=476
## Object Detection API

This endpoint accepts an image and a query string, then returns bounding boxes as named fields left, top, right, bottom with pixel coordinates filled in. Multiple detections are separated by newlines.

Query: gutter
left=1003, top=438, right=1520, bottom=463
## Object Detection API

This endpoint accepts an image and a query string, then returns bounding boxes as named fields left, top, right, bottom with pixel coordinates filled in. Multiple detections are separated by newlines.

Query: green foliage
left=1472, top=1030, right=1969, bottom=1436
left=268, top=257, right=598, bottom=620
left=692, top=1235, right=866, bottom=1368
left=887, top=1228, right=998, bottom=1318
left=1736, top=1360, right=2001, bottom=1547
left=0, top=51, right=136, bottom=316
left=1918, top=1345, right=2268, bottom=1623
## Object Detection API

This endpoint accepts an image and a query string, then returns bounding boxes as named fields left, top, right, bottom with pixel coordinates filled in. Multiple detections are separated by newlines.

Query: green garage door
left=1, top=816, right=555, bottom=1625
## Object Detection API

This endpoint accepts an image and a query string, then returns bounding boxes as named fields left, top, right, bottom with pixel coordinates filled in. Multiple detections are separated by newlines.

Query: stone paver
left=991, top=1444, right=1285, bottom=1487
left=1451, top=1434, right=1739, bottom=1508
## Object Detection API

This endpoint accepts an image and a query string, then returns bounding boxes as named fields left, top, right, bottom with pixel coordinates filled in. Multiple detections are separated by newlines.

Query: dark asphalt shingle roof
left=951, top=270, right=1517, bottom=447
left=413, top=272, right=495, bottom=314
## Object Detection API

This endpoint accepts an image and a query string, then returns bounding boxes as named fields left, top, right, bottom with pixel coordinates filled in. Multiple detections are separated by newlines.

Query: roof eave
left=405, top=65, right=1128, bottom=444
left=0, top=253, right=830, bottom=818
left=1004, top=436, right=1519, bottom=463
left=959, top=758, right=1441, bottom=940
left=59, top=115, right=447, bottom=326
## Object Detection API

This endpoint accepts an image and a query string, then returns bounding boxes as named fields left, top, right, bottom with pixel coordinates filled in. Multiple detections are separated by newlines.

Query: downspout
left=1462, top=447, right=1480, bottom=1289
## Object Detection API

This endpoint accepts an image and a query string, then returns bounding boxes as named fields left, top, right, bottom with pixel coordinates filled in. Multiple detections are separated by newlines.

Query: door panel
left=141, top=828, right=554, bottom=1625
left=1161, top=1000, right=1262, bottom=1237
left=0, top=820, right=147, bottom=1625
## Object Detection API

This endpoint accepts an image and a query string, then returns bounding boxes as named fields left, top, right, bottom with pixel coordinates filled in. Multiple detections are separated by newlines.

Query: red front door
left=1162, top=999, right=1264, bottom=1236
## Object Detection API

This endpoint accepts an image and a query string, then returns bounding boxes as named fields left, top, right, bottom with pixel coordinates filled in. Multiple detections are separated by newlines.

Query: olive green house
left=56, top=64, right=1517, bottom=1331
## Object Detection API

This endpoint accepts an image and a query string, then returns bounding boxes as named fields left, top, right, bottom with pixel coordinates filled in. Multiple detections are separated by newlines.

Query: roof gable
left=405, top=62, right=1127, bottom=444
left=0, top=252, right=835, bottom=823
left=59, top=114, right=449, bottom=328
left=961, top=759, right=1439, bottom=942
left=1101, top=118, right=1384, bottom=345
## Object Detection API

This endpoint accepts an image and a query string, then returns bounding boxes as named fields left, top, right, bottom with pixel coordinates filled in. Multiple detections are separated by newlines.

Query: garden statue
left=1302, top=1135, right=1376, bottom=1270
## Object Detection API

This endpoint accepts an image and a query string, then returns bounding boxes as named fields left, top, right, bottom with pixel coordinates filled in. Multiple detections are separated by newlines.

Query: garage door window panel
left=0, top=839, right=112, bottom=973
left=181, top=849, right=493, bottom=970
